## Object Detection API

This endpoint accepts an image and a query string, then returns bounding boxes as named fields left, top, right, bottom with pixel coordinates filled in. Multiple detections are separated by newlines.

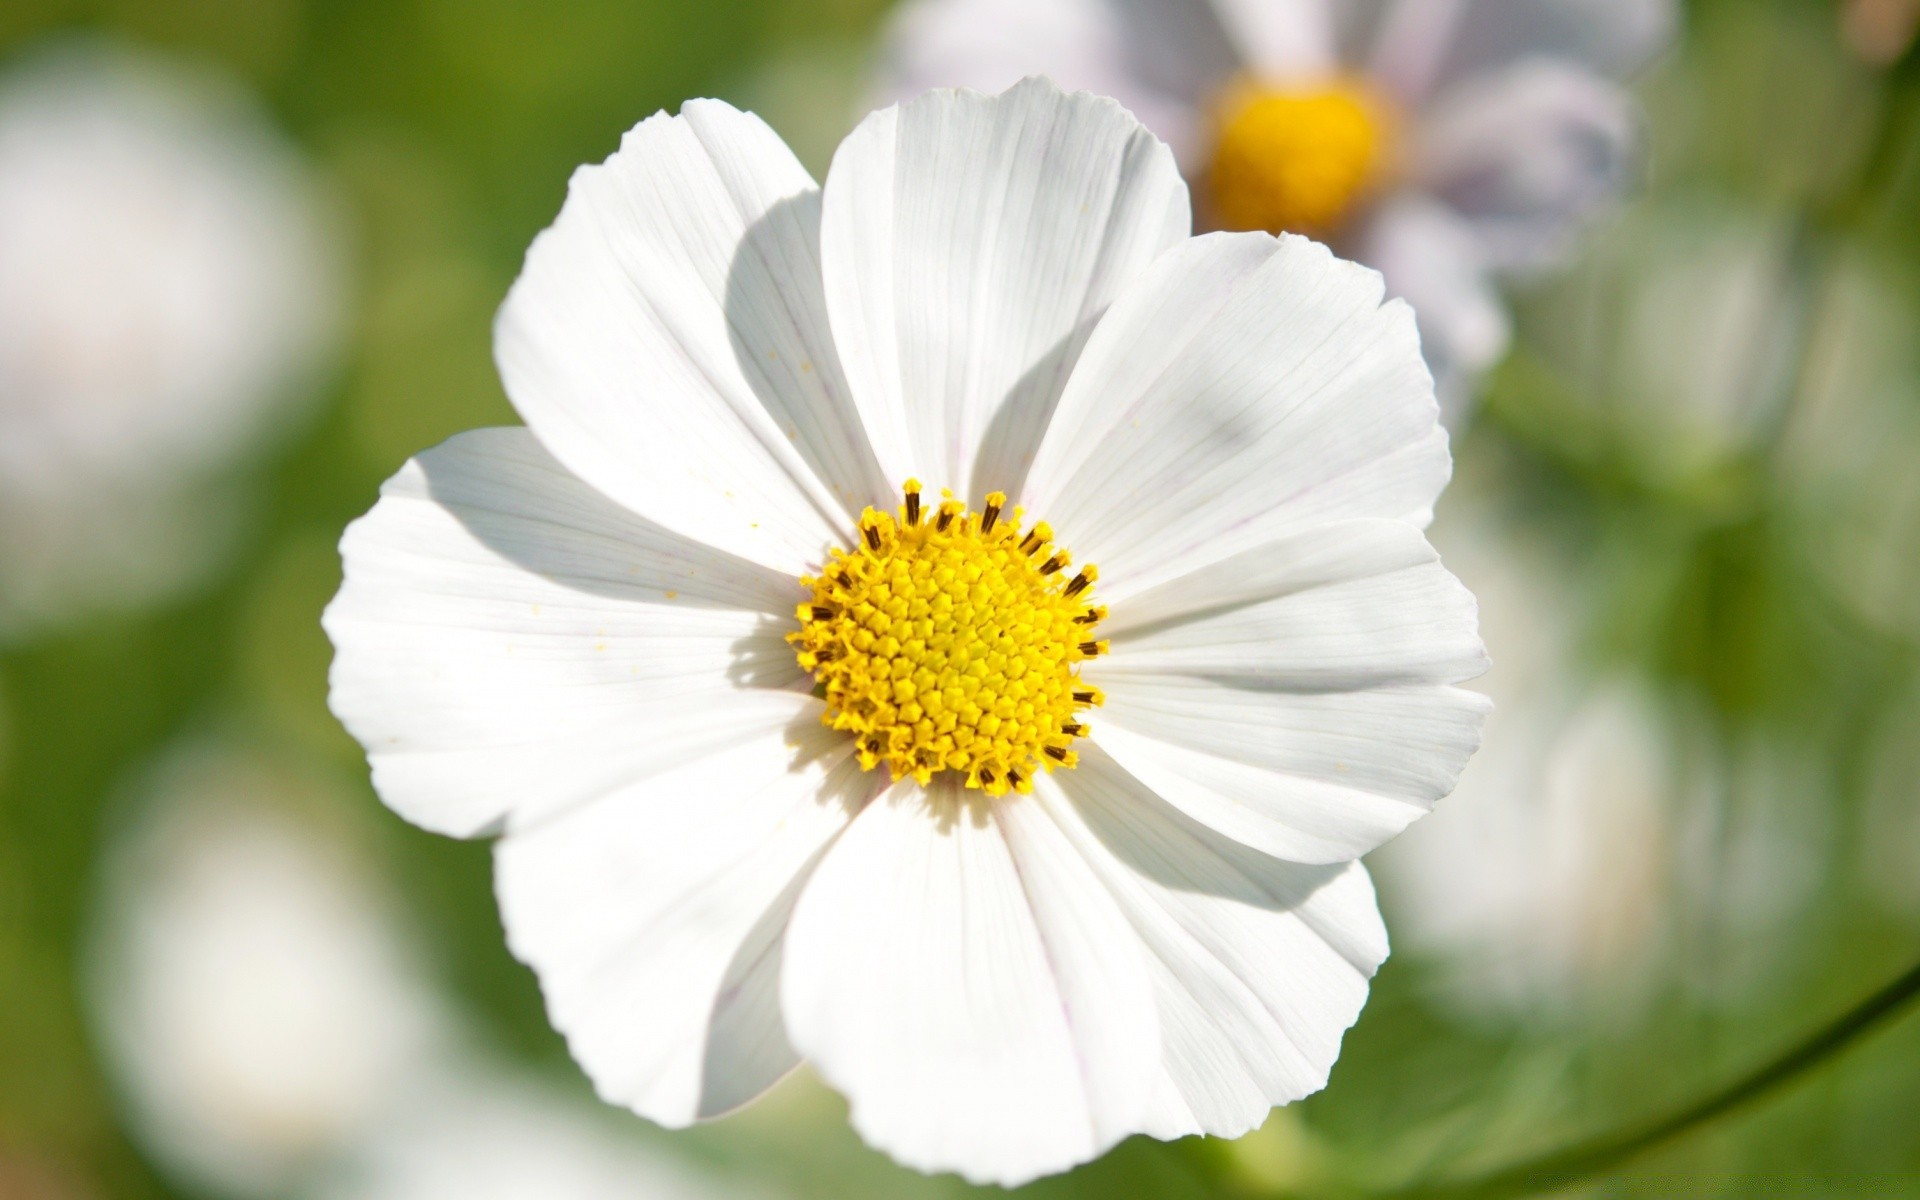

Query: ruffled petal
left=1083, top=519, right=1487, bottom=862
left=324, top=428, right=809, bottom=839
left=1022, top=231, right=1446, bottom=602
left=820, top=77, right=1190, bottom=507
left=780, top=778, right=1159, bottom=1185
left=1038, top=748, right=1387, bottom=1138
left=495, top=99, right=887, bottom=576
left=495, top=717, right=872, bottom=1127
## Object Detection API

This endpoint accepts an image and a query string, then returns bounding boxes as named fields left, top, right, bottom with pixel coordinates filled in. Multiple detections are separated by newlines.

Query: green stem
left=1377, top=956, right=1920, bottom=1200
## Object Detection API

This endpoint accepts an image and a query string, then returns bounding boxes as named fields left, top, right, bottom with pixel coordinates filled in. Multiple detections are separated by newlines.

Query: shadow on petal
left=725, top=192, right=891, bottom=518
left=420, top=428, right=803, bottom=613
left=1065, top=741, right=1350, bottom=913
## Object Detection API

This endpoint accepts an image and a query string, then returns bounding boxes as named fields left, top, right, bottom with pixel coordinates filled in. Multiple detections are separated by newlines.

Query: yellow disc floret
left=1206, top=78, right=1393, bottom=238
left=789, top=481, right=1106, bottom=798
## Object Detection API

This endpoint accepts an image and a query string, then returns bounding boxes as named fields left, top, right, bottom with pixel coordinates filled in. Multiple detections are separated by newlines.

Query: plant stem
left=1377, top=956, right=1920, bottom=1200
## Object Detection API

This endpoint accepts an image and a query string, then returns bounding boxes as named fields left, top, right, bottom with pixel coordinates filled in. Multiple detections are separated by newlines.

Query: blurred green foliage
left=1, top=0, right=1917, bottom=1197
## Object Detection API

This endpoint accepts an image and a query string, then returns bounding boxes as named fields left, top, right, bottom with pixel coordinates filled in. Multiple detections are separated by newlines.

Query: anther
left=936, top=502, right=959, bottom=532
left=1078, top=639, right=1108, bottom=657
left=1044, top=745, right=1070, bottom=762
left=982, top=491, right=1006, bottom=535
left=904, top=478, right=922, bottom=527
left=1061, top=722, right=1085, bottom=736
left=1064, top=565, right=1098, bottom=598
left=810, top=606, right=835, bottom=622
left=863, top=524, right=882, bottom=551
left=1040, top=554, right=1067, bottom=576
left=1073, top=607, right=1107, bottom=625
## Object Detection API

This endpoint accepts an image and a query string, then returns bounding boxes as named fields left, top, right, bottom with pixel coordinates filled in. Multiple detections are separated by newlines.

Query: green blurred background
left=2, top=0, right=1918, bottom=1196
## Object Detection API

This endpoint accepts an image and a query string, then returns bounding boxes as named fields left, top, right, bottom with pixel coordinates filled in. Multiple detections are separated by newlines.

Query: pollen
left=1205, top=78, right=1392, bottom=238
left=788, top=481, right=1105, bottom=798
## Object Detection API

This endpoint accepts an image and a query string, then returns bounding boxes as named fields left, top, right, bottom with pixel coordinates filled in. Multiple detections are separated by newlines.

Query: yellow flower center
left=1206, top=79, right=1393, bottom=237
left=789, top=481, right=1106, bottom=798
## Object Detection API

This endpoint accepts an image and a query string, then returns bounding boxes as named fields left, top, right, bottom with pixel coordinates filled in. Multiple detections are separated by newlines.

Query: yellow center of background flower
left=1206, top=79, right=1392, bottom=238
left=789, top=482, right=1105, bottom=798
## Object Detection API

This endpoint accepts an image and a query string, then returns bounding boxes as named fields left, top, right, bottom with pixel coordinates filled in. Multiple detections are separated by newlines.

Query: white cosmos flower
left=0, top=43, right=337, bottom=636
left=86, top=741, right=444, bottom=1199
left=315, top=1068, right=786, bottom=1200
left=324, top=79, right=1488, bottom=1185
left=877, top=0, right=1675, bottom=415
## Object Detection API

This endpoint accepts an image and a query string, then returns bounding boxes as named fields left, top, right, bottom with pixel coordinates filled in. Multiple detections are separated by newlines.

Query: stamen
left=981, top=491, right=1006, bottom=535
left=788, top=481, right=1107, bottom=798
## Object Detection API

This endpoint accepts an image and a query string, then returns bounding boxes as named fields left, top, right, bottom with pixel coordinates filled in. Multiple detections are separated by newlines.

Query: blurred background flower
left=3, top=0, right=1920, bottom=1196
left=875, top=0, right=1676, bottom=413
left=0, top=41, right=340, bottom=639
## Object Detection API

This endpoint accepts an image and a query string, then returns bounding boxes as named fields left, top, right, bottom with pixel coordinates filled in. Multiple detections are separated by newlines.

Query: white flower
left=1371, top=507, right=1671, bottom=1016
left=0, top=43, right=338, bottom=636
left=85, top=741, right=444, bottom=1199
left=325, top=79, right=1487, bottom=1185
left=876, top=0, right=1675, bottom=414
left=314, top=1069, right=786, bottom=1200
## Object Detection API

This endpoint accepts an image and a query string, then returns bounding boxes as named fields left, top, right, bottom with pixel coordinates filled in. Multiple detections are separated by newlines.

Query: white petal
left=1414, top=60, right=1639, bottom=272
left=1211, top=0, right=1339, bottom=78
left=780, top=779, right=1159, bottom=1185
left=1352, top=196, right=1511, bottom=420
left=820, top=77, right=1190, bottom=506
left=1096, top=518, right=1487, bottom=682
left=496, top=716, right=870, bottom=1128
left=1023, top=232, right=1447, bottom=601
left=1038, top=749, right=1387, bottom=1139
left=874, top=0, right=1221, bottom=165
left=324, top=428, right=810, bottom=839
left=495, top=100, right=887, bottom=576
left=1364, top=0, right=1674, bottom=102
left=1089, top=675, right=1487, bottom=865
left=1084, top=519, right=1486, bottom=862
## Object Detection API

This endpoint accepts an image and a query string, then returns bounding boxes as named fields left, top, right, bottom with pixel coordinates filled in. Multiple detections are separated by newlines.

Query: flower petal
left=874, top=0, right=1222, bottom=165
left=1352, top=196, right=1511, bottom=420
left=780, top=778, right=1159, bottom=1185
left=1083, top=519, right=1486, bottom=862
left=820, top=77, right=1190, bottom=506
left=1413, top=60, right=1639, bottom=272
left=1364, top=0, right=1674, bottom=103
left=1038, top=747, right=1387, bottom=1139
left=1023, top=231, right=1447, bottom=602
left=1211, top=0, right=1339, bottom=78
left=495, top=99, right=887, bottom=576
left=324, top=428, right=808, bottom=839
left=496, top=714, right=873, bottom=1127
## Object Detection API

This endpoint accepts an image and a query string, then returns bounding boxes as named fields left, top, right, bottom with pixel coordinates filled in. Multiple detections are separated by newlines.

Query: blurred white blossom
left=1374, top=507, right=1676, bottom=1017
left=312, top=1069, right=783, bottom=1200
left=87, top=742, right=443, bottom=1198
left=0, top=43, right=340, bottom=637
